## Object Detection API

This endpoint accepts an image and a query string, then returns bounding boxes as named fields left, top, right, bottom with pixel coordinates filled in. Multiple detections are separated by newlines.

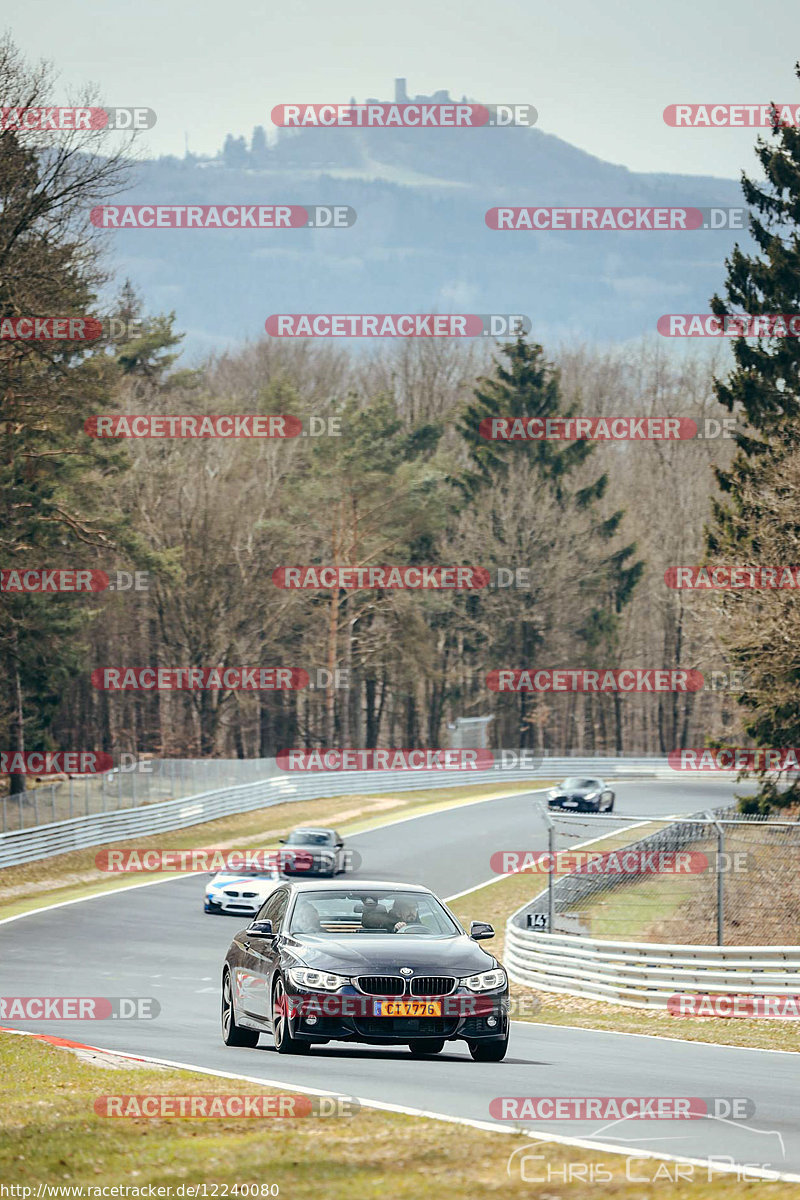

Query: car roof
left=289, top=826, right=336, bottom=834
left=280, top=879, right=431, bottom=894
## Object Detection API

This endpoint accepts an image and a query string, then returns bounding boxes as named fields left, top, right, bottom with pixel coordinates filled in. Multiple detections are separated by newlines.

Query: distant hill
left=106, top=103, right=749, bottom=359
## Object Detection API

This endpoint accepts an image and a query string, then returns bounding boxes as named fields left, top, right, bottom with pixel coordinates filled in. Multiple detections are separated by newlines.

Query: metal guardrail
left=505, top=924, right=800, bottom=1008
left=2, top=754, right=675, bottom=835
left=0, top=756, right=679, bottom=869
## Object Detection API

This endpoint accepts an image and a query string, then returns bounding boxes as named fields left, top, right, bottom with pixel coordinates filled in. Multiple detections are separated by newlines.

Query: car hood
left=207, top=873, right=278, bottom=891
left=283, top=933, right=499, bottom=975
left=553, top=785, right=597, bottom=795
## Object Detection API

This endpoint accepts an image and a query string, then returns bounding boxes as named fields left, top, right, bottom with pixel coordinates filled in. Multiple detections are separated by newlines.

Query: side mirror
left=470, top=921, right=495, bottom=941
left=245, top=919, right=274, bottom=938
left=336, top=841, right=344, bottom=848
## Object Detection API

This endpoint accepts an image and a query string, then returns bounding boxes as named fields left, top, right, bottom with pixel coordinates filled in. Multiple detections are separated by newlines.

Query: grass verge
left=0, top=1032, right=793, bottom=1195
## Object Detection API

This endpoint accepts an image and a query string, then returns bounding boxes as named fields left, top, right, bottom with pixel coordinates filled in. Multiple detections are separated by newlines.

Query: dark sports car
left=547, top=777, right=615, bottom=812
left=279, top=827, right=348, bottom=876
left=221, top=879, right=509, bottom=1061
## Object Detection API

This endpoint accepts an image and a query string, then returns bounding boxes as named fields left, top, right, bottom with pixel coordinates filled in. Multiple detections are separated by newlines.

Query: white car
left=204, top=870, right=282, bottom=917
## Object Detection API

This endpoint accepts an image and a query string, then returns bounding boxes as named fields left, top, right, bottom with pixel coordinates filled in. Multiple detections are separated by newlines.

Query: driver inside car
left=362, top=897, right=419, bottom=932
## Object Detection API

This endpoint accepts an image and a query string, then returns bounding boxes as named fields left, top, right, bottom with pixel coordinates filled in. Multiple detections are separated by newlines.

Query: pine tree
left=706, top=72, right=800, bottom=810
left=458, top=338, right=643, bottom=750
left=0, top=37, right=138, bottom=794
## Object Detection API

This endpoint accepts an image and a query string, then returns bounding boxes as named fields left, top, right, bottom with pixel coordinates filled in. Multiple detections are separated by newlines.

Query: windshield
left=561, top=778, right=599, bottom=790
left=285, top=830, right=334, bottom=846
left=287, top=890, right=460, bottom=936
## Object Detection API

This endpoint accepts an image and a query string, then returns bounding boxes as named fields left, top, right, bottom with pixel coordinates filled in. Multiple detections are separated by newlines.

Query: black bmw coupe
left=221, top=879, right=509, bottom=1060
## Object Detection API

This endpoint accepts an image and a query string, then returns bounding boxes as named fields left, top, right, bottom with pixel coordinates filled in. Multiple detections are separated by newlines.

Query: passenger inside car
left=292, top=901, right=323, bottom=933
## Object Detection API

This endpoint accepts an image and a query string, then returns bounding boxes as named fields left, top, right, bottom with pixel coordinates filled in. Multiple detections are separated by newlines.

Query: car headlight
left=548, top=789, right=557, bottom=799
left=583, top=791, right=599, bottom=800
left=286, top=967, right=348, bottom=992
left=460, top=968, right=507, bottom=992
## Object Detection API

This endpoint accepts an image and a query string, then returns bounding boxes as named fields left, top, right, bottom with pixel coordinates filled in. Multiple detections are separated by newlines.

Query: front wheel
left=408, top=1038, right=445, bottom=1056
left=469, top=1035, right=508, bottom=1062
left=272, top=977, right=310, bottom=1054
left=605, top=796, right=615, bottom=812
left=221, top=968, right=259, bottom=1047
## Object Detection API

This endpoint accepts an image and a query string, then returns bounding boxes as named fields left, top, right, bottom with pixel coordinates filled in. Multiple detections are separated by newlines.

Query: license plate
left=372, top=1000, right=442, bottom=1017
left=563, top=800, right=578, bottom=807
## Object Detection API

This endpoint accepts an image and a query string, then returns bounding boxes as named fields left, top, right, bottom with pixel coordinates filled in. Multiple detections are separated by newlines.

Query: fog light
left=487, top=1015, right=497, bottom=1027
left=306, top=1014, right=318, bottom=1025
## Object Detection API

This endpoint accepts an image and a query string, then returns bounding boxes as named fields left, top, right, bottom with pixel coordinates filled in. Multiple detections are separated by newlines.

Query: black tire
left=408, top=1038, right=445, bottom=1056
left=606, top=796, right=615, bottom=812
left=469, top=1035, right=509, bottom=1062
left=221, top=967, right=259, bottom=1047
left=272, top=976, right=310, bottom=1054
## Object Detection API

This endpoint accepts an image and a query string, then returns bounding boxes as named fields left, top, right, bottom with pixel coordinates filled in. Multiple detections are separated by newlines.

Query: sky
left=7, top=0, right=800, bottom=179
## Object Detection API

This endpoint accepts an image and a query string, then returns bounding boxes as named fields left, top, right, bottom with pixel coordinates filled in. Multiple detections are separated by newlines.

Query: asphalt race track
left=2, top=778, right=798, bottom=1179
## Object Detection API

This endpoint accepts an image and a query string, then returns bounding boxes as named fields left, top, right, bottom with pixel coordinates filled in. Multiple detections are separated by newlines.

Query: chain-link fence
left=513, top=804, right=800, bottom=946
left=0, top=758, right=277, bottom=833
left=0, top=753, right=686, bottom=836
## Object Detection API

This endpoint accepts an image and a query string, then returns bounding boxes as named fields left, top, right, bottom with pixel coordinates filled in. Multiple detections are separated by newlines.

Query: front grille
left=355, top=976, right=405, bottom=996
left=224, top=890, right=240, bottom=897
left=409, top=976, right=456, bottom=996
left=242, top=891, right=257, bottom=898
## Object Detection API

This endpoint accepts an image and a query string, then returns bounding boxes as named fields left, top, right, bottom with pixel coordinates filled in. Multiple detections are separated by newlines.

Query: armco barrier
left=0, top=756, right=676, bottom=869
left=504, top=923, right=800, bottom=1009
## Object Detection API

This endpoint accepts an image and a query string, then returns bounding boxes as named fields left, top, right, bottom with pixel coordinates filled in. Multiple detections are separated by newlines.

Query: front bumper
left=281, top=858, right=336, bottom=876
left=547, top=796, right=598, bottom=811
left=204, top=893, right=262, bottom=916
left=283, top=985, right=509, bottom=1044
